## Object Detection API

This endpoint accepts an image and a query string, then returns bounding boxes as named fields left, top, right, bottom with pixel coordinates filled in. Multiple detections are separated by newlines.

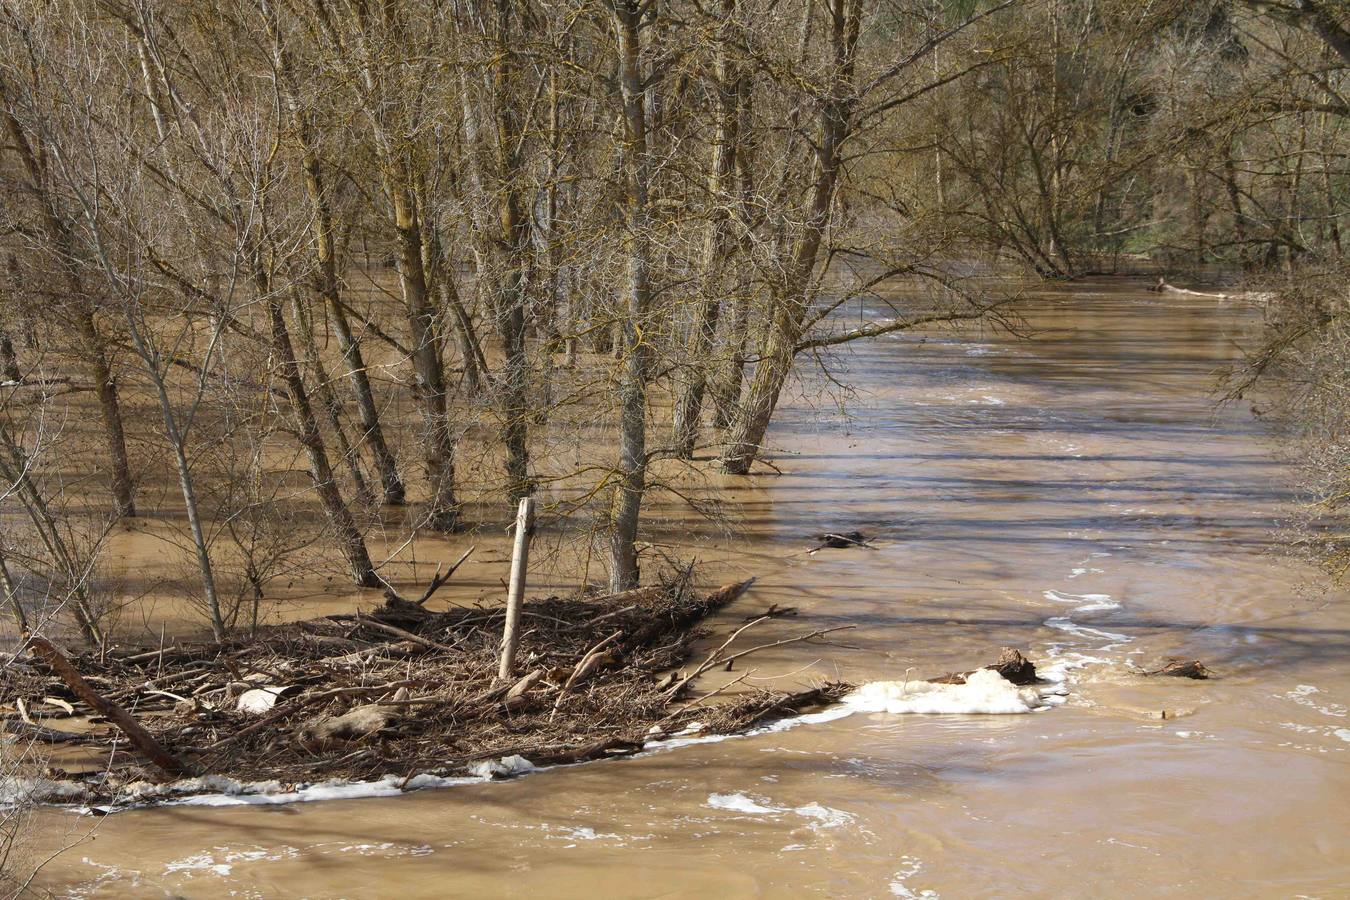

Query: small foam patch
left=845, top=668, right=1047, bottom=715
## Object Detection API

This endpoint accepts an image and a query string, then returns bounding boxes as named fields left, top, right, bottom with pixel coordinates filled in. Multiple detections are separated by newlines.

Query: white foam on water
left=845, top=669, right=1047, bottom=715
left=163, top=846, right=293, bottom=879
left=67, top=859, right=141, bottom=899
left=0, top=776, right=89, bottom=806
left=793, top=802, right=856, bottom=829
left=889, top=856, right=939, bottom=898
left=705, top=793, right=855, bottom=829
left=1043, top=617, right=1128, bottom=643
left=1037, top=652, right=1111, bottom=685
left=469, top=754, right=536, bottom=779
left=1279, top=722, right=1350, bottom=746
left=1043, top=590, right=1120, bottom=613
left=639, top=704, right=856, bottom=754
left=707, top=792, right=780, bottom=814
left=1283, top=685, right=1347, bottom=717
left=164, top=853, right=233, bottom=877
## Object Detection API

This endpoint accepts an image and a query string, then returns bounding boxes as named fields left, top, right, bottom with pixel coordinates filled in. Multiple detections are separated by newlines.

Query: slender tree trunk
left=0, top=426, right=102, bottom=644
left=82, top=315, right=137, bottom=519
left=608, top=0, right=655, bottom=591
left=442, top=273, right=487, bottom=393
left=290, top=290, right=372, bottom=505
left=299, top=159, right=405, bottom=506
left=266, top=15, right=407, bottom=506
left=0, top=99, right=136, bottom=518
left=391, top=184, right=461, bottom=531
left=262, top=273, right=378, bottom=587
left=121, top=312, right=227, bottom=640
left=713, top=279, right=752, bottom=431
left=0, top=318, right=18, bottom=381
left=720, top=0, right=857, bottom=475
left=321, top=5, right=461, bottom=531
left=490, top=30, right=534, bottom=501
left=0, top=545, right=25, bottom=633
left=458, top=4, right=533, bottom=500
left=672, top=0, right=740, bottom=459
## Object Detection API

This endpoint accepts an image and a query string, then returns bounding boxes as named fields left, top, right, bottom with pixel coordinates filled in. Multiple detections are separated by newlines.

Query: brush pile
left=3, top=576, right=849, bottom=804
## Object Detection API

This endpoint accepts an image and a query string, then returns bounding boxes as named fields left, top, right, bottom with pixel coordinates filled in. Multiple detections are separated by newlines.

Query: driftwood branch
left=355, top=613, right=459, bottom=654
left=666, top=620, right=856, bottom=698
left=382, top=545, right=476, bottom=606
left=26, top=635, right=198, bottom=776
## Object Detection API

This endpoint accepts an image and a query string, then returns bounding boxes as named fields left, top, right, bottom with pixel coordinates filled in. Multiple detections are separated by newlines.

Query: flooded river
left=30, top=279, right=1350, bottom=897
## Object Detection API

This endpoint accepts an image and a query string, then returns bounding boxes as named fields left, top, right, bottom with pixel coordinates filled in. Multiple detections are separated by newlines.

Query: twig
left=551, top=630, right=624, bottom=720
left=663, top=669, right=757, bottom=719
left=584, top=604, right=637, bottom=626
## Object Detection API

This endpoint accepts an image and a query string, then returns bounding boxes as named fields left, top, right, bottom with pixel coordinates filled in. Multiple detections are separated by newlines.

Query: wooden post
left=497, top=497, right=536, bottom=681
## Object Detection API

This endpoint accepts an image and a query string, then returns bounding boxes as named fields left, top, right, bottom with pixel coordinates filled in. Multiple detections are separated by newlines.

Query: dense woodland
left=0, top=0, right=1346, bottom=644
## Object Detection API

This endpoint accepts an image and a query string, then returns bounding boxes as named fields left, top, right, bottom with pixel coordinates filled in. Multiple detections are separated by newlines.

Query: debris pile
left=3, top=577, right=850, bottom=805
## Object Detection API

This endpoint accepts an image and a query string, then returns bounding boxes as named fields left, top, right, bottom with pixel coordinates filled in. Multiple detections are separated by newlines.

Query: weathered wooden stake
left=497, top=497, right=536, bottom=681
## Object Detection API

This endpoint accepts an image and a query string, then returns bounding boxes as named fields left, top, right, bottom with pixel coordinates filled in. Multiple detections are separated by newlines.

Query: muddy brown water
left=25, top=279, right=1350, bottom=897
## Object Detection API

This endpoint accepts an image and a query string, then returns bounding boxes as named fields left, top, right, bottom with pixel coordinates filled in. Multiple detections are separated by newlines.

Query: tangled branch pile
left=3, top=579, right=848, bottom=805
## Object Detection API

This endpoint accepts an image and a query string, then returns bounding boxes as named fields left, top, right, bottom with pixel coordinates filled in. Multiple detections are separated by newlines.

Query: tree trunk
left=263, top=277, right=379, bottom=588
left=84, top=317, right=137, bottom=519
left=608, top=0, right=655, bottom=591
left=490, top=22, right=534, bottom=501
left=290, top=290, right=372, bottom=506
left=392, top=186, right=461, bottom=531
left=267, top=16, right=407, bottom=506
left=713, top=283, right=752, bottom=431
left=0, top=425, right=103, bottom=644
left=672, top=1, right=740, bottom=459
left=0, top=99, right=136, bottom=518
left=719, top=0, right=857, bottom=475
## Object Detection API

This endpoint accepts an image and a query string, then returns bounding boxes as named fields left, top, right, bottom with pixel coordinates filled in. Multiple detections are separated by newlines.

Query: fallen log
left=1150, top=277, right=1272, bottom=304
left=356, top=613, right=459, bottom=654
left=2, top=717, right=96, bottom=745
left=810, top=531, right=872, bottom=551
left=26, top=636, right=198, bottom=777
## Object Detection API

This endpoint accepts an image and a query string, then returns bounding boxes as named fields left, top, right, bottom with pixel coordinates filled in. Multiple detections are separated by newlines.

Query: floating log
left=1147, top=659, right=1212, bottom=679
left=1150, top=277, right=1272, bottom=304
left=811, top=530, right=871, bottom=550
left=930, top=647, right=1041, bottom=686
